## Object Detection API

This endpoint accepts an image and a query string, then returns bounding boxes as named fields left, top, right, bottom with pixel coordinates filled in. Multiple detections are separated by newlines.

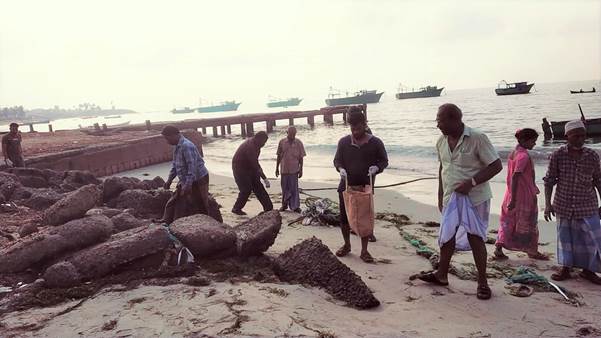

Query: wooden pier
left=120, top=104, right=367, bottom=137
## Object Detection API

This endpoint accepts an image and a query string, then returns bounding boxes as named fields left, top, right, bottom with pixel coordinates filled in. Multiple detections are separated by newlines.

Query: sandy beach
left=2, top=172, right=600, bottom=338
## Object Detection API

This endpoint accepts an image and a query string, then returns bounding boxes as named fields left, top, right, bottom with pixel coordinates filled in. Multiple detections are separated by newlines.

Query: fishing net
left=300, top=197, right=340, bottom=226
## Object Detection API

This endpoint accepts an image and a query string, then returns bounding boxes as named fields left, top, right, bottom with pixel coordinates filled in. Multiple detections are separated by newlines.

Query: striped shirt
left=168, top=136, right=208, bottom=189
left=544, top=146, right=601, bottom=219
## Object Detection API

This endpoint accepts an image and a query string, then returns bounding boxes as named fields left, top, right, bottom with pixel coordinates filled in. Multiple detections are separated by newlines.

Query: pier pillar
left=93, top=123, right=100, bottom=131
left=28, top=124, right=34, bottom=132
left=307, top=116, right=315, bottom=128
left=288, top=118, right=294, bottom=126
left=324, top=113, right=334, bottom=125
left=273, top=120, right=276, bottom=126
left=241, top=123, right=246, bottom=137
left=226, top=125, right=231, bottom=134
left=202, top=127, right=207, bottom=135
left=212, top=126, right=218, bottom=137
left=363, top=104, right=368, bottom=120
left=266, top=120, right=274, bottom=133
left=343, top=108, right=349, bottom=124
left=246, top=122, right=254, bottom=136
left=102, top=124, right=108, bottom=131
left=48, top=124, right=53, bottom=133
left=145, top=120, right=151, bottom=131
left=220, top=125, right=226, bottom=137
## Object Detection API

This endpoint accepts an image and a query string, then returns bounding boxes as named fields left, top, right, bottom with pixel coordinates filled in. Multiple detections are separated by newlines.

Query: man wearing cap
left=158, top=125, right=210, bottom=224
left=544, top=120, right=601, bottom=284
left=2, top=123, right=25, bottom=167
left=231, top=131, right=273, bottom=215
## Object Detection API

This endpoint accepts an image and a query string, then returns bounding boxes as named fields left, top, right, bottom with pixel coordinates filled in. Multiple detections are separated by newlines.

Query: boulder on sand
left=208, top=194, right=223, bottom=223
left=0, top=172, right=21, bottom=201
left=170, top=214, right=237, bottom=258
left=86, top=207, right=124, bottom=218
left=102, top=176, right=166, bottom=202
left=43, top=184, right=101, bottom=226
left=234, top=210, right=281, bottom=257
left=63, top=170, right=100, bottom=187
left=111, top=211, right=148, bottom=233
left=274, top=237, right=381, bottom=309
left=109, top=189, right=171, bottom=218
left=0, top=215, right=113, bottom=273
left=43, top=226, right=172, bottom=287
left=21, top=189, right=64, bottom=210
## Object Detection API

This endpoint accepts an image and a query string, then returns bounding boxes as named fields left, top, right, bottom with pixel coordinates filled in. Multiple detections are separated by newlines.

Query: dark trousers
left=233, top=170, right=273, bottom=212
left=162, top=174, right=210, bottom=224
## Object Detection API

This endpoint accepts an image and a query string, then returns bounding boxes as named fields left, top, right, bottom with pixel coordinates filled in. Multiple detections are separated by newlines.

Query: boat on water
left=171, top=107, right=195, bottom=114
left=197, top=101, right=241, bottom=113
left=570, top=87, right=596, bottom=94
left=267, top=97, right=302, bottom=108
left=104, top=115, right=122, bottom=119
left=542, top=104, right=601, bottom=140
left=395, top=85, right=444, bottom=100
left=495, top=81, right=534, bottom=95
left=325, top=89, right=383, bottom=106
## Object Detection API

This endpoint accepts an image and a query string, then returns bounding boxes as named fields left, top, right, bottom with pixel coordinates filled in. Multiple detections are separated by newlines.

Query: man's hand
left=263, top=178, right=271, bottom=189
left=275, top=168, right=279, bottom=177
left=544, top=204, right=555, bottom=222
left=507, top=199, right=516, bottom=211
left=454, top=180, right=473, bottom=195
left=163, top=180, right=172, bottom=190
left=298, top=169, right=303, bottom=179
left=339, top=168, right=347, bottom=179
left=368, top=165, right=379, bottom=176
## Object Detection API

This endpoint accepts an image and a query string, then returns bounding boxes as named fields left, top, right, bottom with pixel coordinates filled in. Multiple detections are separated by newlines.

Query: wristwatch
left=471, top=178, right=478, bottom=186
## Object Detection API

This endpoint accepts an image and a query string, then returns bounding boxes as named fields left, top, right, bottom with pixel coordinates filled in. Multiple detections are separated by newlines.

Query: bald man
left=416, top=103, right=502, bottom=300
left=275, top=127, right=306, bottom=212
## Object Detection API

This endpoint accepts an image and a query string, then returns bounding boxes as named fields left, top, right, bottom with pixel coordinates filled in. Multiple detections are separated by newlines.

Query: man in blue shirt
left=158, top=125, right=210, bottom=223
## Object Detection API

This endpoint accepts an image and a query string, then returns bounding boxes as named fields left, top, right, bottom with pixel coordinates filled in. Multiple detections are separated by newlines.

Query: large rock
left=21, top=189, right=64, bottom=210
left=275, top=237, right=380, bottom=309
left=0, top=172, right=21, bottom=201
left=234, top=210, right=281, bottom=257
left=208, top=194, right=223, bottom=223
left=0, top=215, right=113, bottom=273
left=111, top=212, right=148, bottom=233
left=170, top=214, right=237, bottom=258
left=102, top=176, right=166, bottom=202
left=43, top=184, right=101, bottom=226
left=86, top=207, right=124, bottom=218
left=61, top=170, right=100, bottom=191
left=109, top=189, right=171, bottom=218
left=43, top=226, right=172, bottom=287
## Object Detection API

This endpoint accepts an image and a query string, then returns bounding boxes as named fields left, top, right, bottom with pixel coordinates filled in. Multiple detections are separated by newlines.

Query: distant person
left=2, top=123, right=24, bottom=167
left=543, top=120, right=601, bottom=285
left=231, top=131, right=273, bottom=215
left=495, top=128, right=548, bottom=260
left=157, top=125, right=210, bottom=224
left=334, top=111, right=388, bottom=263
left=416, top=103, right=502, bottom=300
left=275, top=126, right=306, bottom=212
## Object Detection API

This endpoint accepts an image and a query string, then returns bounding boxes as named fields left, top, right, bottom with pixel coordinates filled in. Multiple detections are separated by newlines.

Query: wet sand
left=2, top=172, right=600, bottom=337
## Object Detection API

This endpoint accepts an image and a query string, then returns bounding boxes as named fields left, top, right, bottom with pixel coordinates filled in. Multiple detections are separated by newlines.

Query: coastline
left=3, top=168, right=601, bottom=337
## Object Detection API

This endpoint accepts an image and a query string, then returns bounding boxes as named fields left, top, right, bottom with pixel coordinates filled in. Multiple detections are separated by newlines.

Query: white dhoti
left=439, top=193, right=490, bottom=251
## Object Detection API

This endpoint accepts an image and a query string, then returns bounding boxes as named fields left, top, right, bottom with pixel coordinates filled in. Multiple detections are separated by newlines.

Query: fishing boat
left=104, top=115, right=122, bottom=119
left=542, top=104, right=601, bottom=140
left=171, top=107, right=195, bottom=114
left=395, top=85, right=444, bottom=100
left=267, top=97, right=302, bottom=108
left=197, top=101, right=241, bottom=113
left=570, top=87, right=596, bottom=94
left=325, top=89, right=383, bottom=106
left=495, top=81, right=534, bottom=96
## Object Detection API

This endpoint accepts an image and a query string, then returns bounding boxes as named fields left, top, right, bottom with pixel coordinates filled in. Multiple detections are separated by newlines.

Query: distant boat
left=171, top=107, right=195, bottom=114
left=81, top=116, right=97, bottom=119
left=570, top=87, right=596, bottom=94
left=396, top=85, right=444, bottom=100
left=104, top=115, right=122, bottom=119
left=267, top=97, right=302, bottom=108
left=325, top=89, right=383, bottom=106
left=197, top=101, right=241, bottom=113
left=495, top=81, right=534, bottom=95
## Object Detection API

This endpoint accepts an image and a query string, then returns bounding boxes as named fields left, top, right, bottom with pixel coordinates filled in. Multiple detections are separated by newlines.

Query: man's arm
left=333, top=139, right=344, bottom=171
left=374, top=138, right=389, bottom=173
left=438, top=163, right=443, bottom=213
left=455, top=159, right=502, bottom=195
left=275, top=141, right=282, bottom=177
left=181, top=145, right=200, bottom=193
left=543, top=152, right=559, bottom=221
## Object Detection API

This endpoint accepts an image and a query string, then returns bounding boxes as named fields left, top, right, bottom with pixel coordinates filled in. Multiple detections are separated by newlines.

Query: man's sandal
left=477, top=284, right=492, bottom=300
left=335, top=245, right=351, bottom=257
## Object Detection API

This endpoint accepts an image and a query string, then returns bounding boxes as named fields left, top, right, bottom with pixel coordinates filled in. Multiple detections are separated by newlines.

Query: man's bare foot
left=360, top=251, right=375, bottom=263
left=580, top=270, right=601, bottom=285
left=551, top=267, right=571, bottom=281
left=335, top=244, right=351, bottom=257
left=527, top=251, right=550, bottom=260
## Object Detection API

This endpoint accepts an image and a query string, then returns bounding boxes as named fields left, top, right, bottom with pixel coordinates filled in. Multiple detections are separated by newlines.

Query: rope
left=299, top=177, right=436, bottom=192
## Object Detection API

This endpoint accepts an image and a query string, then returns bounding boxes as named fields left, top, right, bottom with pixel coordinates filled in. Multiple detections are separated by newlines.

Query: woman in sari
left=495, top=128, right=548, bottom=260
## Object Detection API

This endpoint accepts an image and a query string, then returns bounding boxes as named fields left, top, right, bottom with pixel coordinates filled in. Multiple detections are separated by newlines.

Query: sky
left=0, top=0, right=600, bottom=111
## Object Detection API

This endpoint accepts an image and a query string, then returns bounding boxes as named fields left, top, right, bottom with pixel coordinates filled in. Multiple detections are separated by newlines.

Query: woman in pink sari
left=495, top=128, right=548, bottom=260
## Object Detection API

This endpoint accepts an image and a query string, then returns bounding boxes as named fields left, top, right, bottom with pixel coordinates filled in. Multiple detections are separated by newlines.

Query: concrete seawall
left=24, top=130, right=204, bottom=177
